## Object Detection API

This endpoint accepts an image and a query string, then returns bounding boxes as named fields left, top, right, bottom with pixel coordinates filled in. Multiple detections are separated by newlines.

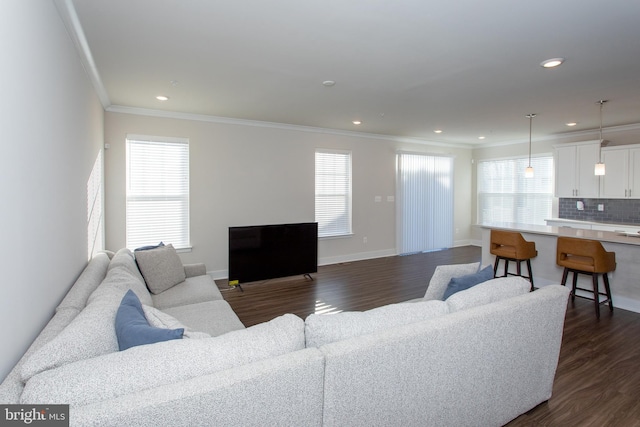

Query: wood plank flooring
left=217, top=246, right=640, bottom=426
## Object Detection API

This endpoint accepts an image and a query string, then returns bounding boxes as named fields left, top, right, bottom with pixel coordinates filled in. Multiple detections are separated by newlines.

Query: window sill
left=319, top=233, right=354, bottom=240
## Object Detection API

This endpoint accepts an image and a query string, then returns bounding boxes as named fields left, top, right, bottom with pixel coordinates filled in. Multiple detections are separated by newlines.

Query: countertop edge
left=478, top=222, right=640, bottom=246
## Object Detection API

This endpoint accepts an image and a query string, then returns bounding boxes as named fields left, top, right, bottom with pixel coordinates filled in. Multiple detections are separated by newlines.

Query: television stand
left=304, top=273, right=314, bottom=281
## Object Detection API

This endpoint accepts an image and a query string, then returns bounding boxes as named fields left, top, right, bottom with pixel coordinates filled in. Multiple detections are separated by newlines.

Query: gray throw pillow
left=442, top=265, right=495, bottom=300
left=134, top=244, right=186, bottom=294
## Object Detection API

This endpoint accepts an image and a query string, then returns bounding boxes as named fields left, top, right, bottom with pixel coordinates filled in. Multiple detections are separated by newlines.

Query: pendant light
left=525, top=114, right=536, bottom=178
left=594, top=100, right=607, bottom=176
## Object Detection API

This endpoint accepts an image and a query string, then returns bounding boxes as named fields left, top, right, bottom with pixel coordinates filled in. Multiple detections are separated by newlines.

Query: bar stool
left=556, top=237, right=616, bottom=318
left=489, top=230, right=537, bottom=290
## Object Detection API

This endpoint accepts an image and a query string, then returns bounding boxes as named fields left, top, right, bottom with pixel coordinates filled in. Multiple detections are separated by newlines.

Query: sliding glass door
left=396, top=152, right=454, bottom=255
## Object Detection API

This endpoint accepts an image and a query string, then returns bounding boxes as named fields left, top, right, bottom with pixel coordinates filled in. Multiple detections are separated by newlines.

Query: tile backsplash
left=559, top=198, right=640, bottom=224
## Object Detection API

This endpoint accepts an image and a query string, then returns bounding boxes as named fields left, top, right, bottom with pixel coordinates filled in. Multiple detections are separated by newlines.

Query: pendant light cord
left=526, top=114, right=536, bottom=167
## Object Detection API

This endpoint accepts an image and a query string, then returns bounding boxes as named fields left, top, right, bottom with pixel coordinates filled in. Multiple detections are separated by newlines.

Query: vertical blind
left=315, top=150, right=352, bottom=237
left=126, top=136, right=190, bottom=249
left=477, top=156, right=553, bottom=225
left=397, top=153, right=453, bottom=254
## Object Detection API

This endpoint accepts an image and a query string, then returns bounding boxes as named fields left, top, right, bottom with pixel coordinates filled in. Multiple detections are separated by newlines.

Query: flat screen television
left=228, top=222, right=318, bottom=284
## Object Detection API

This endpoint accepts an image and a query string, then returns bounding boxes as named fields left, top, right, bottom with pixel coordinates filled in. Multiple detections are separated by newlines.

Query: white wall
left=0, top=1, right=104, bottom=381
left=104, top=112, right=473, bottom=277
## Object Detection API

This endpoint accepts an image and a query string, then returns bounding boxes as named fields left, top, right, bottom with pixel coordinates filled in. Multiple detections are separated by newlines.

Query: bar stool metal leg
left=592, top=273, right=601, bottom=318
left=603, top=273, right=614, bottom=312
left=526, top=259, right=534, bottom=289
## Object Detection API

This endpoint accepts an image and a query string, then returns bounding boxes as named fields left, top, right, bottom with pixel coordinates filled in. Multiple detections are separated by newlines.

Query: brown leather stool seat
left=490, top=230, right=537, bottom=290
left=556, top=237, right=616, bottom=318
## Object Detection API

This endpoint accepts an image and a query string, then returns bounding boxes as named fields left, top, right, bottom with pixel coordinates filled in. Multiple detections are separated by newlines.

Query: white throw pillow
left=142, top=305, right=210, bottom=339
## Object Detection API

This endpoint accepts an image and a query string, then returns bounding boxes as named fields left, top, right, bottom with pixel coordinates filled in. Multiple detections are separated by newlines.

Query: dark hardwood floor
left=217, top=246, right=640, bottom=426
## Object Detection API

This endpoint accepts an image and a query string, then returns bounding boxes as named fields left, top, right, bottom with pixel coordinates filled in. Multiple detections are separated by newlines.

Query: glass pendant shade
left=525, top=166, right=534, bottom=178
left=595, top=100, right=607, bottom=176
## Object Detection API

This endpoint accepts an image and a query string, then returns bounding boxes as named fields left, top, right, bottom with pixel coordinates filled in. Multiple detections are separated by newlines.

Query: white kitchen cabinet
left=600, top=145, right=640, bottom=198
left=554, top=141, right=601, bottom=198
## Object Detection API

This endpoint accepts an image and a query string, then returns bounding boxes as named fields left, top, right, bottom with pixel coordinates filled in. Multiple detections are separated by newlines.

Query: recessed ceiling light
left=434, top=129, right=443, bottom=134
left=541, top=58, right=565, bottom=68
left=323, top=80, right=336, bottom=87
left=566, top=122, right=578, bottom=127
left=478, top=136, right=486, bottom=140
left=156, top=95, right=169, bottom=101
left=352, top=120, right=362, bottom=125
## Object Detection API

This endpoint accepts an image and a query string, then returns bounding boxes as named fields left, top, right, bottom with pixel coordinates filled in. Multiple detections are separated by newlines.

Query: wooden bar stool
left=489, top=230, right=537, bottom=290
left=556, top=237, right=616, bottom=318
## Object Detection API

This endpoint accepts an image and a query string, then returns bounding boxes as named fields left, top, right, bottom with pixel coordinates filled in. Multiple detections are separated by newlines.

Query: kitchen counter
left=479, top=222, right=640, bottom=313
left=480, top=222, right=640, bottom=246
left=545, top=218, right=640, bottom=235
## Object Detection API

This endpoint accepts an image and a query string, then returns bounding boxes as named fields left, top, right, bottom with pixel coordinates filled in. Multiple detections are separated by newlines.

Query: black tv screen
left=228, top=222, right=318, bottom=284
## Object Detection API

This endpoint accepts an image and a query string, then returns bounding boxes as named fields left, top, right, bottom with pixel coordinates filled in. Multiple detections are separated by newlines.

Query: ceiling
left=65, top=0, right=640, bottom=146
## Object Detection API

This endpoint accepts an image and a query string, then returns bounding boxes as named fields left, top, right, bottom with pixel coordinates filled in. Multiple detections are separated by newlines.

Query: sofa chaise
left=0, top=247, right=570, bottom=426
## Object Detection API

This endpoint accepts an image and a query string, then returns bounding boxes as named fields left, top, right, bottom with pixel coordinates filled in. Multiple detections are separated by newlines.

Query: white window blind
left=397, top=153, right=454, bottom=254
left=477, top=155, right=553, bottom=225
left=126, top=135, right=190, bottom=250
left=315, top=150, right=352, bottom=237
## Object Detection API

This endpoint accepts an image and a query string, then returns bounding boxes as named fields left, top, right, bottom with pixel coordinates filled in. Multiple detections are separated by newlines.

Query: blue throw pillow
left=442, top=265, right=494, bottom=300
left=115, top=290, right=183, bottom=351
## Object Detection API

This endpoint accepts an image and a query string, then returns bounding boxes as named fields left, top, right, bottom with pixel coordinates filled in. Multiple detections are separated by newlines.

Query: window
left=396, top=152, right=454, bottom=254
left=315, top=150, right=352, bottom=237
left=477, top=155, right=553, bottom=225
left=126, top=135, right=190, bottom=250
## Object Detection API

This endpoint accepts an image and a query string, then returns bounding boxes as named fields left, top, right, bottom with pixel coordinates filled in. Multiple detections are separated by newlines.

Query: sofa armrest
left=423, top=262, right=480, bottom=301
left=183, top=263, right=206, bottom=278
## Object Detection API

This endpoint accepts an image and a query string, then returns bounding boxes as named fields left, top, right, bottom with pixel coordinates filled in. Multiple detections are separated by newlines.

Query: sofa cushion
left=442, top=265, right=494, bottom=300
left=21, top=251, right=152, bottom=381
left=446, top=276, right=531, bottom=312
left=20, top=296, right=121, bottom=381
left=151, top=275, right=223, bottom=309
left=142, top=305, right=211, bottom=339
left=160, top=300, right=245, bottom=337
left=304, top=300, right=449, bottom=348
left=88, top=249, right=153, bottom=307
left=134, top=244, right=186, bottom=294
left=116, top=290, right=183, bottom=350
left=55, top=252, right=111, bottom=312
left=424, top=262, right=480, bottom=301
left=20, top=314, right=305, bottom=406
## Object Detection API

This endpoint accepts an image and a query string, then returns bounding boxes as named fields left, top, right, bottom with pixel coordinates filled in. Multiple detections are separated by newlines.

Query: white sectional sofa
left=0, top=249, right=570, bottom=427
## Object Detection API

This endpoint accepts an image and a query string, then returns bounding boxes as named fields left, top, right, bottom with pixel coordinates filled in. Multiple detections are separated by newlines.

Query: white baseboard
left=210, top=244, right=481, bottom=282
left=208, top=269, right=228, bottom=281
left=318, top=248, right=397, bottom=266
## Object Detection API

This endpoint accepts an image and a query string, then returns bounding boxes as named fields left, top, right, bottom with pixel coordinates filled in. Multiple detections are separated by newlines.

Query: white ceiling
left=66, top=0, right=640, bottom=146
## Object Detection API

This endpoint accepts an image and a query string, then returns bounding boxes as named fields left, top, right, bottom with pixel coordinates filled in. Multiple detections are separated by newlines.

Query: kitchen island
left=480, top=222, right=640, bottom=313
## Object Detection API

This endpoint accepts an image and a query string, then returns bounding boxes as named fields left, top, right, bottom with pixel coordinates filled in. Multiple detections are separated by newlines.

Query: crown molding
left=54, top=0, right=110, bottom=108
left=106, top=105, right=475, bottom=149
left=477, top=122, right=640, bottom=149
